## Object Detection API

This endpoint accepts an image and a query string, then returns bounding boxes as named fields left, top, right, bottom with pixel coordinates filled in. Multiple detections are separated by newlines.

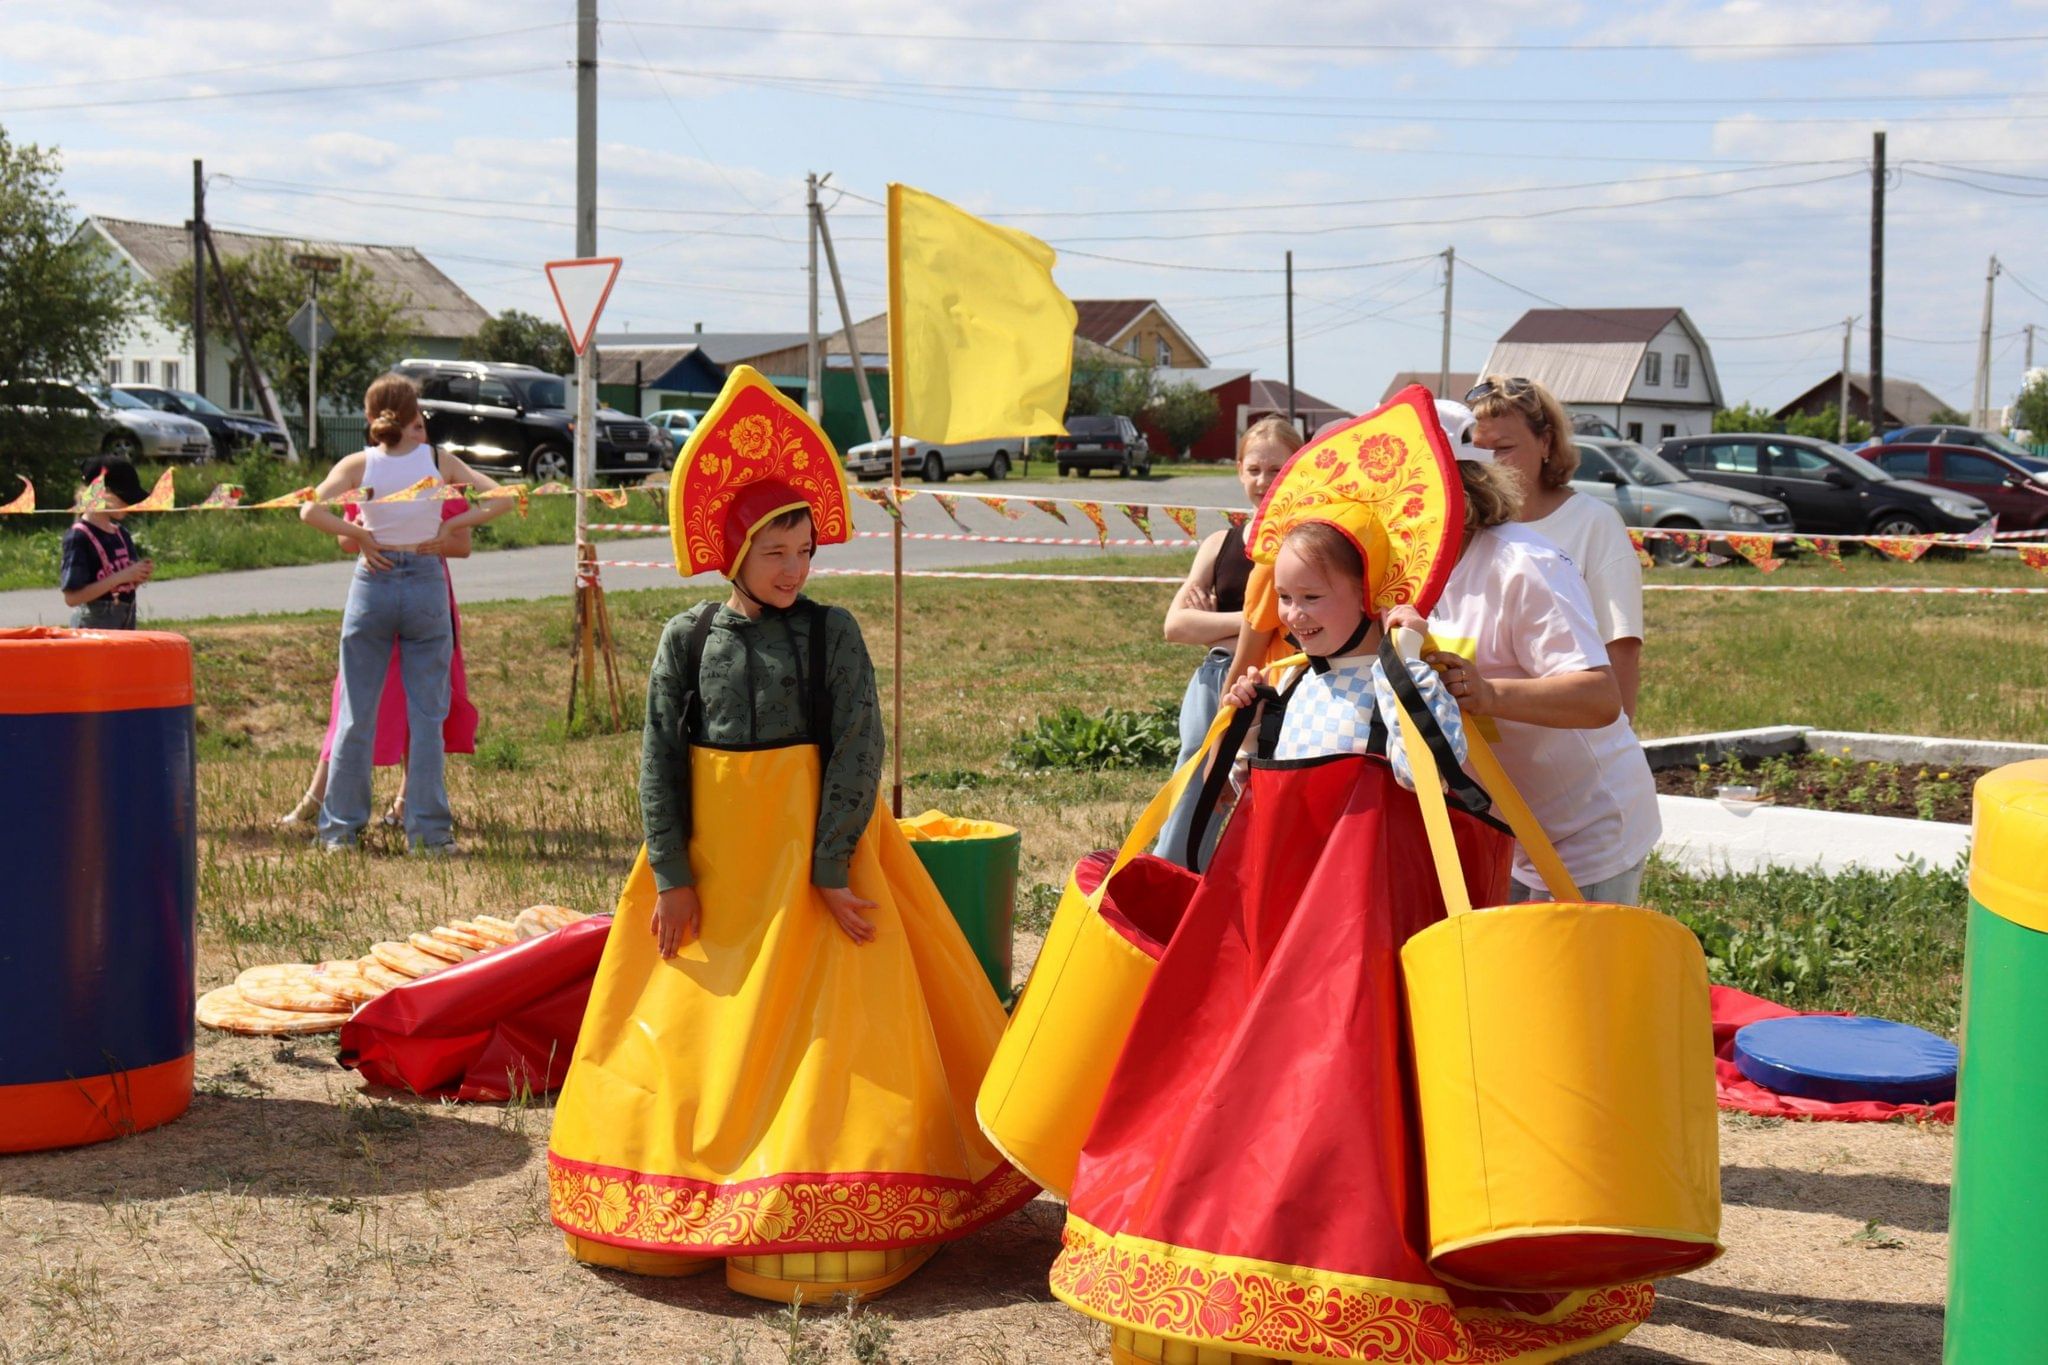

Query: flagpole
left=886, top=185, right=906, bottom=820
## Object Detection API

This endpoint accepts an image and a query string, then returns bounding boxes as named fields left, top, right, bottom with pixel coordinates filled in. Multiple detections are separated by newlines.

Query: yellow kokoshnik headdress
left=1246, top=383, right=1466, bottom=618
left=669, top=365, right=852, bottom=579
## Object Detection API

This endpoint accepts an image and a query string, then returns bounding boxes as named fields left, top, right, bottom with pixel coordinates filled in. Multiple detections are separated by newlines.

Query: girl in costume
left=546, top=367, right=1033, bottom=1303
left=1153, top=416, right=1299, bottom=870
left=1049, top=390, right=1653, bottom=1364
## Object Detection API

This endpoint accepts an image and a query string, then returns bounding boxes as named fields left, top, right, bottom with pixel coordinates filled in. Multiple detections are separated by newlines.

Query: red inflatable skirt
left=1053, top=753, right=1655, bottom=1362
left=339, top=916, right=610, bottom=1101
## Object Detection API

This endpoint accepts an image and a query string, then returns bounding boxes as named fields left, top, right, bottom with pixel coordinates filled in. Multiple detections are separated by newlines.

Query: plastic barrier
left=1946, top=759, right=2048, bottom=1363
left=0, top=628, right=196, bottom=1153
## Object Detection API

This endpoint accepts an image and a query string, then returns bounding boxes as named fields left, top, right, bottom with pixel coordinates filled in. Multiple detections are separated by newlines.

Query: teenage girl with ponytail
left=299, top=373, right=512, bottom=853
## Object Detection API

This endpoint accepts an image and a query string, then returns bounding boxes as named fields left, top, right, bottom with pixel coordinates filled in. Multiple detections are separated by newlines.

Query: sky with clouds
left=9, top=0, right=2048, bottom=417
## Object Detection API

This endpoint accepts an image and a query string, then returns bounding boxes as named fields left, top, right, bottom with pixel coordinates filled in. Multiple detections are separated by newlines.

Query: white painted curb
left=1655, top=795, right=1971, bottom=877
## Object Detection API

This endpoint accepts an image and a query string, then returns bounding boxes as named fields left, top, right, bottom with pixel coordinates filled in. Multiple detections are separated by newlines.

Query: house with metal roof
left=1480, top=307, right=1722, bottom=444
left=80, top=216, right=489, bottom=409
left=1775, top=372, right=1958, bottom=431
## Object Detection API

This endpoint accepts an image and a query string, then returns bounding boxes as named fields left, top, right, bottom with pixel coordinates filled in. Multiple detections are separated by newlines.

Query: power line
left=221, top=175, right=806, bottom=219
left=0, top=63, right=559, bottom=114
left=0, top=21, right=569, bottom=93
left=621, top=19, right=2048, bottom=55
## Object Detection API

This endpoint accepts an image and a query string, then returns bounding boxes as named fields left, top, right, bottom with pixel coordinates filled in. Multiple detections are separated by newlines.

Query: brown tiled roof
left=1498, top=308, right=1681, bottom=345
left=1775, top=372, right=1956, bottom=427
left=90, top=216, right=489, bottom=340
left=1072, top=299, right=1155, bottom=345
left=1251, top=378, right=1350, bottom=418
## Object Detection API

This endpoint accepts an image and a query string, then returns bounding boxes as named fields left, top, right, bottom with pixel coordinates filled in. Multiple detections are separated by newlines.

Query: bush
left=1008, top=702, right=1181, bottom=770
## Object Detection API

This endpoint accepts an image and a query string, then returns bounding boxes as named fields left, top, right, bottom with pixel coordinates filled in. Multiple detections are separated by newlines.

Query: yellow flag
left=888, top=183, right=1076, bottom=444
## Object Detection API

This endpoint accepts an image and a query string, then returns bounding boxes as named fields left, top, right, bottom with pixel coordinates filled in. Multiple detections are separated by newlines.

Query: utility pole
left=1839, top=317, right=1854, bottom=444
left=1438, top=245, right=1457, bottom=399
left=2027, top=323, right=2037, bottom=377
left=1284, top=250, right=1296, bottom=429
left=816, top=202, right=882, bottom=445
left=1869, top=131, right=1886, bottom=438
left=1975, top=254, right=2002, bottom=430
left=307, top=276, right=320, bottom=454
left=806, top=172, right=823, bottom=423
left=573, top=0, right=597, bottom=552
left=191, top=160, right=207, bottom=401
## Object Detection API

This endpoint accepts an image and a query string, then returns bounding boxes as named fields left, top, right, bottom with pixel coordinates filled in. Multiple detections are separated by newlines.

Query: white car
left=844, top=432, right=1026, bottom=482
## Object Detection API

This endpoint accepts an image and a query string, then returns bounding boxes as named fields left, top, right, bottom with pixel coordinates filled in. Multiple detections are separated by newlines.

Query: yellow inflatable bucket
left=976, top=709, right=1230, bottom=1199
left=1388, top=631, right=1721, bottom=1292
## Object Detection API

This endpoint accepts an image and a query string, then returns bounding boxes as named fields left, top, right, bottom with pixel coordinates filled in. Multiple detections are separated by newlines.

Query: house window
left=1626, top=421, right=1644, bottom=443
left=1125, top=336, right=1140, bottom=358
left=1673, top=354, right=1690, bottom=389
left=1660, top=423, right=1677, bottom=440
left=1642, top=353, right=1662, bottom=387
left=104, top=358, right=123, bottom=384
left=132, top=359, right=152, bottom=385
left=1156, top=336, right=1171, bottom=366
left=161, top=361, right=181, bottom=390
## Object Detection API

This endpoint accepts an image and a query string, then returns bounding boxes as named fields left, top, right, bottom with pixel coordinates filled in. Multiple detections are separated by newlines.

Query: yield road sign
left=287, top=301, right=336, bottom=354
left=545, top=256, right=622, bottom=357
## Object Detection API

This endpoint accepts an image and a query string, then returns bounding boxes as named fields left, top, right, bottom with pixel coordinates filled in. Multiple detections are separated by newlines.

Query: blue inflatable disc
left=1733, top=1016, right=1958, bottom=1106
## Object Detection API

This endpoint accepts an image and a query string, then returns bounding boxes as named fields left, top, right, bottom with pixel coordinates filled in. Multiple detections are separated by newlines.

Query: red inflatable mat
left=339, top=916, right=611, bottom=1101
left=1713, top=986, right=1955, bottom=1123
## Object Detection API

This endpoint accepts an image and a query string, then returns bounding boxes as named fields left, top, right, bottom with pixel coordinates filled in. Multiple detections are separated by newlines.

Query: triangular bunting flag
left=1224, top=510, right=1250, bottom=531
left=529, top=481, right=573, bottom=497
left=1074, top=500, right=1109, bottom=545
left=856, top=486, right=902, bottom=522
left=1725, top=533, right=1784, bottom=573
left=249, top=486, right=317, bottom=509
left=1163, top=505, right=1200, bottom=539
left=334, top=488, right=369, bottom=505
left=1116, top=504, right=1154, bottom=541
left=73, top=471, right=112, bottom=513
left=1624, top=527, right=1654, bottom=570
left=375, top=474, right=441, bottom=503
left=1870, top=536, right=1934, bottom=563
left=479, top=484, right=531, bottom=516
left=591, top=487, right=629, bottom=509
left=977, top=495, right=1025, bottom=521
left=199, top=483, right=245, bottom=509
left=2019, top=545, right=2048, bottom=573
left=1028, top=497, right=1068, bottom=526
left=932, top=491, right=969, bottom=532
left=1795, top=535, right=1844, bottom=570
left=0, top=477, right=33, bottom=514
left=128, top=469, right=177, bottom=513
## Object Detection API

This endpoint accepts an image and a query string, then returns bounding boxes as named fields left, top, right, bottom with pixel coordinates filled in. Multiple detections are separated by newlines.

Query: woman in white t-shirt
left=1467, top=376, right=1644, bottom=717
left=1404, top=394, right=1661, bottom=907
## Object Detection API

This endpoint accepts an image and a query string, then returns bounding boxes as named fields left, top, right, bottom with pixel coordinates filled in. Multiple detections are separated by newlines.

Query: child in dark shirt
left=59, top=457, right=154, bottom=629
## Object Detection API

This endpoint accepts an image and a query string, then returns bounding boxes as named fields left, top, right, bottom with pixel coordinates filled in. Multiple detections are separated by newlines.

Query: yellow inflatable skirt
left=547, top=744, right=1037, bottom=1301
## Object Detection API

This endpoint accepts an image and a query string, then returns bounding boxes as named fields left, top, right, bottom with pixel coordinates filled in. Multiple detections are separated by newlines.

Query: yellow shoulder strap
left=1085, top=702, right=1236, bottom=910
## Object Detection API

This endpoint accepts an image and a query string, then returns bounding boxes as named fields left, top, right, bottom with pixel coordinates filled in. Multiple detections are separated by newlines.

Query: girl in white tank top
left=357, top=442, right=445, bottom=546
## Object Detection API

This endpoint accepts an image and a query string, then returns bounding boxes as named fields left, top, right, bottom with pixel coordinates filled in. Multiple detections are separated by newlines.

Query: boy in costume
left=547, top=367, right=1033, bottom=1302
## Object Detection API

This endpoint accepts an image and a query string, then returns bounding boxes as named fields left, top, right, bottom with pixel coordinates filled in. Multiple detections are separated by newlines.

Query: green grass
left=169, top=559, right=2031, bottom=1028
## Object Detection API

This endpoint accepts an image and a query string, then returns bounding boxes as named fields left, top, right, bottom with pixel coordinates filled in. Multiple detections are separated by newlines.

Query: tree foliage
left=1926, top=405, right=1970, bottom=426
left=2009, top=376, right=2048, bottom=442
left=1712, top=401, right=1869, bottom=444
left=1150, top=380, right=1221, bottom=458
left=0, top=127, right=135, bottom=488
left=146, top=243, right=408, bottom=415
left=1066, top=358, right=1157, bottom=421
left=462, top=308, right=573, bottom=375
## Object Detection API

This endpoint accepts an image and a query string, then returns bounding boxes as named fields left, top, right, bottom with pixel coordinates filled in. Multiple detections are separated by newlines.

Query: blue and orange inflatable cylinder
left=0, top=628, right=197, bottom=1153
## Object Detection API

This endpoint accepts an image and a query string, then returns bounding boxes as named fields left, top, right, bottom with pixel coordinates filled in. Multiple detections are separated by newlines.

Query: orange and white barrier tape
left=593, top=560, right=1184, bottom=586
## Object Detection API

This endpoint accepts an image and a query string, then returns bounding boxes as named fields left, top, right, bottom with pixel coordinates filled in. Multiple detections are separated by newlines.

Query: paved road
left=0, top=474, right=1245, bottom=625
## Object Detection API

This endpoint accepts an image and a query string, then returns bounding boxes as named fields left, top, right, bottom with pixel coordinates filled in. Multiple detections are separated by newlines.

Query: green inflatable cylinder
left=899, top=812, right=1020, bottom=999
left=1946, top=760, right=2048, bottom=1364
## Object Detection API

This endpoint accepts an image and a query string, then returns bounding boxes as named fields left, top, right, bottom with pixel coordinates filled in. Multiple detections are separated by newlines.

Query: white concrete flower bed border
left=1639, top=726, right=2048, bottom=876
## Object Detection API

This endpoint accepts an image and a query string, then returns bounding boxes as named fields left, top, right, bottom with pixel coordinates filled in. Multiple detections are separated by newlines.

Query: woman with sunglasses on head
left=1413, top=385, right=1660, bottom=907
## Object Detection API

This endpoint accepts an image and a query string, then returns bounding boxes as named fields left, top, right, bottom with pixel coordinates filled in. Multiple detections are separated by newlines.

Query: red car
left=1869, top=444, right=2048, bottom=531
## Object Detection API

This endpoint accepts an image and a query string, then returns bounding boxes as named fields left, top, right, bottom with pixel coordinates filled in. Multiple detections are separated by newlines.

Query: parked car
left=1570, top=412, right=1624, bottom=439
left=1878, top=424, right=2042, bottom=462
left=844, top=432, right=1026, bottom=483
left=648, top=409, right=701, bottom=447
left=1054, top=415, right=1151, bottom=477
left=1658, top=433, right=1990, bottom=536
left=0, top=380, right=211, bottom=461
left=1571, top=438, right=1792, bottom=563
left=393, top=359, right=662, bottom=482
left=115, top=384, right=289, bottom=458
left=1868, top=444, right=2048, bottom=531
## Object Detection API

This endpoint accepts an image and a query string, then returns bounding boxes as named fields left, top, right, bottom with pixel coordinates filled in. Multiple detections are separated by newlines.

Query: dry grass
left=0, top=566, right=1994, bottom=1362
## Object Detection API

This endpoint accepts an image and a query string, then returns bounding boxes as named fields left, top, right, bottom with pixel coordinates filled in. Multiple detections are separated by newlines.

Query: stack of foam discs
left=196, top=910, right=584, bottom=1036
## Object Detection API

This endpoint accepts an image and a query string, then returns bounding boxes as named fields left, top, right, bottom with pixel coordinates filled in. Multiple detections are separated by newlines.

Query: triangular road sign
left=545, top=256, right=623, bottom=356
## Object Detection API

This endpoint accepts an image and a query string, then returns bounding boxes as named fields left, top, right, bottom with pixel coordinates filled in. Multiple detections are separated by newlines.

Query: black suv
left=1658, top=433, right=1991, bottom=536
left=1054, top=414, right=1151, bottom=477
left=394, top=359, right=663, bottom=483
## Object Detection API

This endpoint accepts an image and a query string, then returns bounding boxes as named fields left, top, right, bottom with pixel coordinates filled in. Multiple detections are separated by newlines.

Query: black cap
left=78, top=456, right=149, bottom=506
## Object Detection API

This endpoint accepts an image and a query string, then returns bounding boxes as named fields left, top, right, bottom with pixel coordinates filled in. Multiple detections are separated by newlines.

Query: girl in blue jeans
left=301, top=373, right=511, bottom=853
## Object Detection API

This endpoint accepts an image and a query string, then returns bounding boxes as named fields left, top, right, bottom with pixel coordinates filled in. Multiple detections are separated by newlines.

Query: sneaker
left=410, top=840, right=461, bottom=859
left=318, top=839, right=357, bottom=855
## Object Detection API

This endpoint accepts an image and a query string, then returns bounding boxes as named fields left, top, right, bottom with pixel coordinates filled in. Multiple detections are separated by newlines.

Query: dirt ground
left=1, top=1026, right=1952, bottom=1364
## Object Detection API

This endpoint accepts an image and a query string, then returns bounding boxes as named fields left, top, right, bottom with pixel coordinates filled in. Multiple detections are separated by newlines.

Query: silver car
left=845, top=432, right=1024, bottom=482
left=1572, top=438, right=1792, bottom=565
left=0, top=380, right=212, bottom=461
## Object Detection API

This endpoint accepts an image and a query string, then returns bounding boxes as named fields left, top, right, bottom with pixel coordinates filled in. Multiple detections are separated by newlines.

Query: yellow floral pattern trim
left=1051, top=1220, right=1653, bottom=1363
left=548, top=1154, right=1036, bottom=1254
left=1247, top=391, right=1463, bottom=616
